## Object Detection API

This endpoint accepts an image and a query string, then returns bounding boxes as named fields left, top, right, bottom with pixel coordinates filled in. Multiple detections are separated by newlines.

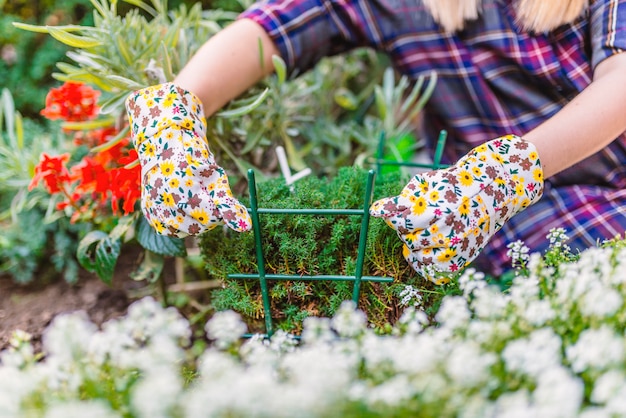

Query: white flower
left=330, top=301, right=367, bottom=338
left=0, top=330, right=35, bottom=369
left=301, top=316, right=334, bottom=345
left=42, top=311, right=97, bottom=363
left=435, top=296, right=471, bottom=329
left=205, top=310, right=247, bottom=349
left=591, top=370, right=626, bottom=404
left=0, top=368, right=39, bottom=417
left=197, top=349, right=242, bottom=380
left=469, top=286, right=510, bottom=321
left=579, top=283, right=623, bottom=319
left=458, top=268, right=487, bottom=297
left=509, top=275, right=540, bottom=307
left=566, top=326, right=625, bottom=373
left=502, top=328, right=562, bottom=378
left=520, top=299, right=555, bottom=327
left=364, top=374, right=414, bottom=407
left=507, top=240, right=530, bottom=268
left=578, top=407, right=613, bottom=418
left=532, top=366, right=584, bottom=418
left=123, top=297, right=190, bottom=345
left=239, top=334, right=279, bottom=368
left=546, top=227, right=570, bottom=250
left=280, top=344, right=354, bottom=410
left=466, top=319, right=513, bottom=346
left=398, top=285, right=423, bottom=307
left=268, top=330, right=298, bottom=354
left=43, top=400, right=119, bottom=418
left=492, top=389, right=533, bottom=418
left=445, top=340, right=496, bottom=388
left=395, top=306, right=429, bottom=335
left=131, top=368, right=182, bottom=418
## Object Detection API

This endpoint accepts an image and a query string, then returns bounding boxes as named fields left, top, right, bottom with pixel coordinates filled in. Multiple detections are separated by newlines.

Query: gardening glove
left=125, top=83, right=251, bottom=237
left=370, top=135, right=544, bottom=284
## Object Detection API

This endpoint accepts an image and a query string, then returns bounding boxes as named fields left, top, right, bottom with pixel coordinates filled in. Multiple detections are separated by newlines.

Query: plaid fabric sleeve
left=474, top=183, right=626, bottom=277
left=590, top=0, right=626, bottom=69
left=239, top=0, right=390, bottom=74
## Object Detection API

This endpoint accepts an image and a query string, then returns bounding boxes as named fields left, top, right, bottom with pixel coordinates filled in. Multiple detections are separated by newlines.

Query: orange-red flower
left=32, top=83, right=142, bottom=220
left=40, top=81, right=100, bottom=122
left=29, top=153, right=72, bottom=194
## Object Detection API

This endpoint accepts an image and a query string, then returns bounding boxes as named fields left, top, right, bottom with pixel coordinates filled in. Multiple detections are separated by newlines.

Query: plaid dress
left=240, top=0, right=626, bottom=275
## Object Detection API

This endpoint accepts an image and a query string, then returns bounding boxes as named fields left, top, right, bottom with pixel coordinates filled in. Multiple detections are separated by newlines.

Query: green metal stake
left=371, top=129, right=450, bottom=172
left=432, top=130, right=448, bottom=169
left=247, top=169, right=274, bottom=337
left=352, top=170, right=376, bottom=302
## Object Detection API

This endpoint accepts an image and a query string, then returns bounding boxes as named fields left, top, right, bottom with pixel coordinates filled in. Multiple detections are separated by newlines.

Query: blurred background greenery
left=0, top=0, right=243, bottom=119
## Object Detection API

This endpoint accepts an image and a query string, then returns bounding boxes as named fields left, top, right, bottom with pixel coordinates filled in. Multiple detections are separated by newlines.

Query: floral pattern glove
left=125, top=83, right=251, bottom=237
left=370, top=135, right=544, bottom=283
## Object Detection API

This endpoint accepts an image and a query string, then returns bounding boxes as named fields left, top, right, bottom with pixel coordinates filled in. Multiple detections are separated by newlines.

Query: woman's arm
left=173, top=18, right=279, bottom=116
left=524, top=51, right=626, bottom=178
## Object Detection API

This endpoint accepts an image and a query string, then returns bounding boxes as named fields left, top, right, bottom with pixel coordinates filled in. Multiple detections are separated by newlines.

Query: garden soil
left=0, top=246, right=159, bottom=352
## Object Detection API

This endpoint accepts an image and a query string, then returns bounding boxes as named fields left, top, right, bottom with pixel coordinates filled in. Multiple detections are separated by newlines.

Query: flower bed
left=3, top=232, right=626, bottom=417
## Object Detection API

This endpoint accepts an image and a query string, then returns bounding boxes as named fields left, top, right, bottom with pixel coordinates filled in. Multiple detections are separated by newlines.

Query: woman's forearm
left=524, top=52, right=626, bottom=178
left=174, top=18, right=279, bottom=116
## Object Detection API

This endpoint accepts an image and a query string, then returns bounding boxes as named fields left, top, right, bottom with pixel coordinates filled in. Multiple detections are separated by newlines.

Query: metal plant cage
left=228, top=131, right=450, bottom=337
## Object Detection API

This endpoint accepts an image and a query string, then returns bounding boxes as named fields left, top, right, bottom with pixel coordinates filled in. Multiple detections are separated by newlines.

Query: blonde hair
left=422, top=0, right=589, bottom=33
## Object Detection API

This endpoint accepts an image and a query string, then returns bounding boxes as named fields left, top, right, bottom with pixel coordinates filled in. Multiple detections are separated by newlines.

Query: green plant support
left=229, top=131, right=449, bottom=337
left=229, top=169, right=394, bottom=337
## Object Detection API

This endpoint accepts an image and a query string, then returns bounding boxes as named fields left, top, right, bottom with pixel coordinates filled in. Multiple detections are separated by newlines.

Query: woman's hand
left=126, top=83, right=252, bottom=237
left=370, top=135, right=544, bottom=283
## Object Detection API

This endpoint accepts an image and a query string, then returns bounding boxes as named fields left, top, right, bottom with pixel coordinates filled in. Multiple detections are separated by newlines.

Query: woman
left=126, top=0, right=626, bottom=280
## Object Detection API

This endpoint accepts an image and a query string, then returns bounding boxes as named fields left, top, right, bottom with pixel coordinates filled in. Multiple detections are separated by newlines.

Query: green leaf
left=91, top=125, right=130, bottom=153
left=104, top=75, right=143, bottom=90
left=374, top=86, right=386, bottom=121
left=48, top=27, right=103, bottom=49
left=12, top=22, right=84, bottom=33
left=77, top=230, right=109, bottom=273
left=136, top=216, right=187, bottom=257
left=272, top=54, right=287, bottom=85
left=1, top=88, right=16, bottom=147
left=159, top=42, right=174, bottom=82
left=334, top=88, right=359, bottom=111
left=99, top=91, right=131, bottom=115
left=130, top=250, right=165, bottom=283
left=95, top=236, right=122, bottom=285
left=109, top=213, right=138, bottom=241
left=122, top=0, right=158, bottom=17
left=61, top=118, right=116, bottom=131
left=217, top=88, right=270, bottom=118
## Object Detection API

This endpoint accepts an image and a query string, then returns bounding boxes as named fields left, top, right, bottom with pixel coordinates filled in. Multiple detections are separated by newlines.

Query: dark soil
left=0, top=246, right=156, bottom=352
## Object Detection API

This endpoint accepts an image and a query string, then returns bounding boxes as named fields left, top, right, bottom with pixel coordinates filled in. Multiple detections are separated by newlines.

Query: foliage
left=0, top=0, right=93, bottom=119
left=13, top=0, right=436, bottom=184
left=200, top=166, right=460, bottom=333
left=16, top=0, right=436, bottom=289
left=0, top=88, right=87, bottom=284
left=3, top=234, right=626, bottom=416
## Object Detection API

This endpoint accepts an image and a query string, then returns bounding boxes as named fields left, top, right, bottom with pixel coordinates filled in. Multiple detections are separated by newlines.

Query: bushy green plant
left=199, top=166, right=460, bottom=333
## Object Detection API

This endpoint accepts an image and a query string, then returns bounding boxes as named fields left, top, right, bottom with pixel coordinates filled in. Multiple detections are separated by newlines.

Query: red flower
left=40, top=82, right=100, bottom=122
left=29, top=153, right=72, bottom=193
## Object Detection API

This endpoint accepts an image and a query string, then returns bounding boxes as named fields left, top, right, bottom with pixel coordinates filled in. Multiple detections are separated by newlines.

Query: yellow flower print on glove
left=370, top=135, right=544, bottom=283
left=125, top=83, right=251, bottom=237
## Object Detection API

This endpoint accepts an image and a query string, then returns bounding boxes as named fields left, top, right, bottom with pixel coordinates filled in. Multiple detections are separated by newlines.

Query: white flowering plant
left=3, top=230, right=626, bottom=417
